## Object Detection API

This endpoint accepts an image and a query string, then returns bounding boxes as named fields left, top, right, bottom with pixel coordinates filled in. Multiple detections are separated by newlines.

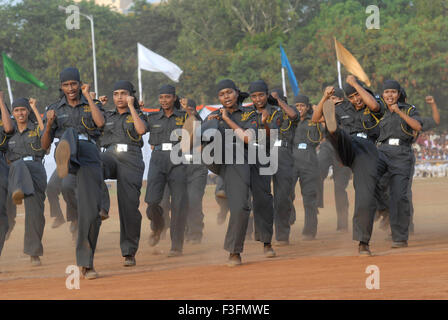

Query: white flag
left=137, top=43, right=183, bottom=82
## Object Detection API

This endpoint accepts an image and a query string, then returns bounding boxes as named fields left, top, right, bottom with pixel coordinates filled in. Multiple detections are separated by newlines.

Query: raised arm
left=312, top=86, right=334, bottom=123
left=346, top=75, right=379, bottom=112
left=41, top=109, right=56, bottom=150
left=426, top=96, right=440, bottom=125
left=220, top=108, right=254, bottom=144
left=127, top=96, right=147, bottom=136
left=391, top=104, right=422, bottom=132
left=270, top=91, right=297, bottom=120
left=29, top=98, right=44, bottom=131
left=0, top=91, right=13, bottom=133
left=81, top=84, right=105, bottom=128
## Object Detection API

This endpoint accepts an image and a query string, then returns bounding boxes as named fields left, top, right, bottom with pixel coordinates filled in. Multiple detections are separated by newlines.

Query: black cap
left=216, top=79, right=237, bottom=94
left=248, top=80, right=268, bottom=94
left=12, top=98, right=31, bottom=111
left=159, top=84, right=176, bottom=95
left=294, top=94, right=310, bottom=106
left=60, top=67, right=80, bottom=83
left=382, top=79, right=401, bottom=91
left=113, top=80, right=136, bottom=94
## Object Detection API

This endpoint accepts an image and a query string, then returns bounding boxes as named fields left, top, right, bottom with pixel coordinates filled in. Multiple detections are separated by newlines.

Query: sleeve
left=139, top=111, right=150, bottom=133
left=267, top=109, right=282, bottom=130
left=43, top=108, right=57, bottom=140
left=408, top=105, right=423, bottom=126
left=373, top=96, right=386, bottom=118
left=243, top=110, right=258, bottom=131
left=421, top=117, right=437, bottom=132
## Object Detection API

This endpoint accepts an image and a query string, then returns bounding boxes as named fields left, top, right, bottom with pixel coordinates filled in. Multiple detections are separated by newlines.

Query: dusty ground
left=0, top=177, right=447, bottom=300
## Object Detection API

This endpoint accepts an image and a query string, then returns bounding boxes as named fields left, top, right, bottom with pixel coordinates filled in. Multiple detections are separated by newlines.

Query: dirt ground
left=1, top=177, right=448, bottom=300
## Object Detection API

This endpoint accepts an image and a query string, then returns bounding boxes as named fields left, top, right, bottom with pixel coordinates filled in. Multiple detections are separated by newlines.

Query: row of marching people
left=213, top=75, right=439, bottom=263
left=0, top=66, right=440, bottom=278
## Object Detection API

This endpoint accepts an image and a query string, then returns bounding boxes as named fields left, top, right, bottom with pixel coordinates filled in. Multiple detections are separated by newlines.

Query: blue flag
left=280, top=45, right=299, bottom=97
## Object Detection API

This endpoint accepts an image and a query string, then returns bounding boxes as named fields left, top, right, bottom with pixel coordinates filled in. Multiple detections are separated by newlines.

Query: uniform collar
left=57, top=94, right=88, bottom=109
left=299, top=113, right=312, bottom=122
left=14, top=120, right=36, bottom=133
left=255, top=103, right=274, bottom=114
left=113, top=108, right=131, bottom=115
left=156, top=107, right=184, bottom=119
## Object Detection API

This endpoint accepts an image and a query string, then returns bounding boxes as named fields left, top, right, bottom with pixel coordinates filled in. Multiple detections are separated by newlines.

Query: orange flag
left=334, top=38, right=371, bottom=87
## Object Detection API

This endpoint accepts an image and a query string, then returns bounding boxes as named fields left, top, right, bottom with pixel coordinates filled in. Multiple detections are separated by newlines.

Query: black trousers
left=317, top=140, right=351, bottom=230
left=215, top=176, right=254, bottom=237
left=222, top=164, right=251, bottom=253
left=273, top=147, right=295, bottom=242
left=185, top=164, right=208, bottom=241
left=0, top=155, right=9, bottom=256
left=47, top=170, right=78, bottom=222
left=145, top=151, right=188, bottom=252
left=102, top=149, right=144, bottom=257
left=292, top=148, right=319, bottom=237
left=61, top=128, right=102, bottom=268
left=327, top=129, right=378, bottom=243
left=375, top=144, right=413, bottom=242
left=250, top=163, right=275, bottom=244
left=8, top=160, right=47, bottom=256
left=376, top=153, right=416, bottom=233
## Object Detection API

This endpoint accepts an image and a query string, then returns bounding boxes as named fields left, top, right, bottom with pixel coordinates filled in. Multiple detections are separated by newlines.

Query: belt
left=12, top=155, right=43, bottom=163
left=377, top=138, right=411, bottom=147
left=352, top=132, right=368, bottom=139
left=106, top=143, right=142, bottom=153
left=273, top=140, right=290, bottom=148
left=153, top=143, right=176, bottom=151
left=78, top=133, right=95, bottom=144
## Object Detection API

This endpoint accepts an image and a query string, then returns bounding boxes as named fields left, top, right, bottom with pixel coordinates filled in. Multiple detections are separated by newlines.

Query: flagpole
left=337, top=60, right=342, bottom=89
left=5, top=76, right=13, bottom=105
left=281, top=67, right=287, bottom=98
left=138, top=67, right=142, bottom=102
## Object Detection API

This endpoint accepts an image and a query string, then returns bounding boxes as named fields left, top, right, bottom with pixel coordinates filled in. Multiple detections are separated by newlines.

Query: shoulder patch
left=175, top=116, right=185, bottom=125
left=126, top=115, right=134, bottom=123
left=241, top=111, right=255, bottom=122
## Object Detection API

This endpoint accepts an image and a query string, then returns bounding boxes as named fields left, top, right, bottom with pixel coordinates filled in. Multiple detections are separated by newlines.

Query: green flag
left=2, top=53, right=48, bottom=89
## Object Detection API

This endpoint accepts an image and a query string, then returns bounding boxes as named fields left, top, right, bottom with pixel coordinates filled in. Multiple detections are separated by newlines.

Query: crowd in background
left=414, top=130, right=448, bottom=178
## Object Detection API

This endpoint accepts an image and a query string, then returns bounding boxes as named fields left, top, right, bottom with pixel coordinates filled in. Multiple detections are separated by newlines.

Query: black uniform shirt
left=45, top=94, right=105, bottom=141
left=335, top=97, right=385, bottom=141
left=292, top=113, right=323, bottom=150
left=147, top=108, right=188, bottom=146
left=0, top=120, right=9, bottom=153
left=204, top=105, right=258, bottom=161
left=253, top=103, right=284, bottom=148
left=377, top=102, right=423, bottom=145
left=100, top=109, right=149, bottom=148
left=6, top=121, right=45, bottom=162
left=207, top=105, right=258, bottom=139
left=278, top=106, right=299, bottom=145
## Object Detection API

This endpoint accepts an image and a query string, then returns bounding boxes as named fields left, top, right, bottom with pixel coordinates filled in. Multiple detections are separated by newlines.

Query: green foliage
left=0, top=0, right=446, bottom=127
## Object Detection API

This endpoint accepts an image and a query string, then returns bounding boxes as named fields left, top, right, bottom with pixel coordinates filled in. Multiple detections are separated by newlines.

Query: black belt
left=105, top=144, right=142, bottom=153
left=11, top=155, right=43, bottom=163
left=377, top=138, right=411, bottom=147
left=153, top=143, right=179, bottom=151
